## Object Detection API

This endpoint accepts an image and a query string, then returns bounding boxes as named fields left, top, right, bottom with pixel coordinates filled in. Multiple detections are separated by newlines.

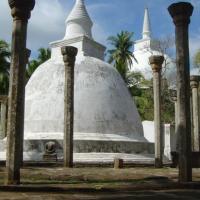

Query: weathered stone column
left=149, top=55, right=164, bottom=168
left=170, top=90, right=178, bottom=151
left=190, top=75, right=200, bottom=151
left=190, top=92, right=194, bottom=151
left=168, top=2, right=193, bottom=182
left=6, top=0, right=35, bottom=185
left=61, top=46, right=78, bottom=168
left=0, top=96, right=8, bottom=139
left=170, top=90, right=178, bottom=131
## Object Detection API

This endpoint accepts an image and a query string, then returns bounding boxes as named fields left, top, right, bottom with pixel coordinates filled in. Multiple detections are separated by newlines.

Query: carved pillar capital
left=8, top=0, right=35, bottom=20
left=190, top=75, right=200, bottom=89
left=168, top=2, right=193, bottom=26
left=149, top=55, right=164, bottom=73
left=26, top=49, right=31, bottom=64
left=61, top=46, right=78, bottom=65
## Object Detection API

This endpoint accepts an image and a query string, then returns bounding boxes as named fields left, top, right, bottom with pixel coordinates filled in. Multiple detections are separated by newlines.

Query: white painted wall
left=143, top=121, right=176, bottom=160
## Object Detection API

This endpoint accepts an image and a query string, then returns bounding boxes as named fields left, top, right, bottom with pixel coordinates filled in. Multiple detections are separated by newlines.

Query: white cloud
left=190, top=67, right=199, bottom=75
left=0, top=0, right=69, bottom=56
left=191, top=0, right=200, bottom=8
left=87, top=3, right=114, bottom=48
left=0, top=0, right=108, bottom=57
left=28, top=0, right=67, bottom=50
left=0, top=1, right=12, bottom=42
left=190, top=28, right=200, bottom=59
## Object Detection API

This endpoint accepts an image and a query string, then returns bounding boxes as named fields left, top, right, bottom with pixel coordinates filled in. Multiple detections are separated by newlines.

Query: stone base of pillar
left=114, top=158, right=123, bottom=169
left=155, top=158, right=163, bottom=168
left=43, top=153, right=57, bottom=162
left=171, top=151, right=200, bottom=168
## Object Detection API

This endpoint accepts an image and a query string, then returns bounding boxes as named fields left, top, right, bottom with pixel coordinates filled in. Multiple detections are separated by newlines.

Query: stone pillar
left=170, top=90, right=178, bottom=133
left=0, top=96, right=8, bottom=139
left=170, top=90, right=178, bottom=151
left=190, top=92, right=194, bottom=151
left=190, top=75, right=200, bottom=151
left=168, top=2, right=193, bottom=182
left=149, top=55, right=164, bottom=168
left=6, top=0, right=35, bottom=185
left=61, top=46, right=78, bottom=168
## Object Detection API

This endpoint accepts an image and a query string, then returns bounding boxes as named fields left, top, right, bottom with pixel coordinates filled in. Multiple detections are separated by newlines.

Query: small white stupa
left=21, top=0, right=154, bottom=162
left=131, top=8, right=176, bottom=85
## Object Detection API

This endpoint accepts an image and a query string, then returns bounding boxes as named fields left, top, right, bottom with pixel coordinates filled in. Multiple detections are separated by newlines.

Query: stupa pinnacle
left=142, top=8, right=151, bottom=39
left=64, top=0, right=93, bottom=40
left=131, top=8, right=176, bottom=85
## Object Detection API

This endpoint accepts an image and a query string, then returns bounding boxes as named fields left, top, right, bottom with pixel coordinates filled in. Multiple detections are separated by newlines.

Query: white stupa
left=21, top=0, right=154, bottom=162
left=131, top=8, right=176, bottom=86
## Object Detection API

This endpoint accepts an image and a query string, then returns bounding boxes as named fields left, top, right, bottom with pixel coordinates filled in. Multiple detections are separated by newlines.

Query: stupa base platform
left=0, top=132, right=157, bottom=164
left=0, top=152, right=170, bottom=166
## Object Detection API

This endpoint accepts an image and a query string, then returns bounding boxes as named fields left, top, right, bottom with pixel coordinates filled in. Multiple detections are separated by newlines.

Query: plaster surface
left=25, top=56, right=146, bottom=142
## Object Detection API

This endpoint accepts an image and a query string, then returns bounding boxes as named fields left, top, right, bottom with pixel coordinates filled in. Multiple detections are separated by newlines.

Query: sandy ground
left=0, top=167, right=200, bottom=199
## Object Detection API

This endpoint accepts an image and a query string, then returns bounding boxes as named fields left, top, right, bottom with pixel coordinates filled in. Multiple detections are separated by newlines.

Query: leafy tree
left=26, top=48, right=51, bottom=80
left=134, top=79, right=154, bottom=121
left=193, top=49, right=200, bottom=71
left=107, top=31, right=137, bottom=83
left=160, top=78, right=174, bottom=123
left=134, top=78, right=174, bottom=123
left=128, top=71, right=148, bottom=96
left=0, top=40, right=10, bottom=95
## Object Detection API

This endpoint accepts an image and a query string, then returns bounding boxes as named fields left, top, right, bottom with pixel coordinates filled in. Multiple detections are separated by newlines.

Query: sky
left=0, top=0, right=200, bottom=65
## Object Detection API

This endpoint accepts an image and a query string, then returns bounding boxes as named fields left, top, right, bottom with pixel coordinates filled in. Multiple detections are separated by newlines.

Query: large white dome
left=25, top=56, right=145, bottom=141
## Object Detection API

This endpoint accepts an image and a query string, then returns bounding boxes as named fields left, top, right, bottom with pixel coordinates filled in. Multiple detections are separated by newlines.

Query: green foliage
left=128, top=71, right=147, bottom=96
left=0, top=40, right=10, bottom=95
left=193, top=49, right=200, bottom=70
left=134, top=79, right=154, bottom=121
left=106, top=31, right=174, bottom=123
left=0, top=43, right=51, bottom=95
left=160, top=79, right=174, bottom=123
left=26, top=48, right=51, bottom=80
left=134, top=78, right=174, bottom=123
left=107, top=31, right=137, bottom=83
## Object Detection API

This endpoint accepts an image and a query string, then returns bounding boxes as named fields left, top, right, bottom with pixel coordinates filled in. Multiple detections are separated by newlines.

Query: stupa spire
left=64, top=0, right=93, bottom=40
left=142, top=8, right=151, bottom=39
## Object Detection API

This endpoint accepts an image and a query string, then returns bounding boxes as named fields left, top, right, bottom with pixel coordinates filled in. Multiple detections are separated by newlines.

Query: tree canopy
left=26, top=48, right=51, bottom=80
left=107, top=31, right=137, bottom=83
left=0, top=41, right=51, bottom=94
left=106, top=32, right=174, bottom=123
left=193, top=49, right=200, bottom=70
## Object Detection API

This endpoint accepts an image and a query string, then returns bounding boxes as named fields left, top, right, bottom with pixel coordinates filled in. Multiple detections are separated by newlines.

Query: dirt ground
left=0, top=189, right=200, bottom=200
left=0, top=167, right=200, bottom=199
left=0, top=166, right=179, bottom=185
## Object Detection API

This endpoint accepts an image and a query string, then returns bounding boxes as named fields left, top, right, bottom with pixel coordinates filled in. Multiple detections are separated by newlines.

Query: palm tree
left=0, top=40, right=10, bottom=95
left=26, top=60, right=39, bottom=79
left=26, top=47, right=51, bottom=80
left=107, top=31, right=137, bottom=83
